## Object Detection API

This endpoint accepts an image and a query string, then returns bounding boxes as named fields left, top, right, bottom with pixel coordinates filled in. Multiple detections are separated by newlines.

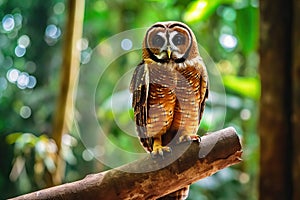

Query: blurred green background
left=0, top=0, right=259, bottom=199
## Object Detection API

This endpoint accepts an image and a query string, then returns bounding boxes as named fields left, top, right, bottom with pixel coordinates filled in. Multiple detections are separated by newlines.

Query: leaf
left=236, top=5, right=259, bottom=54
left=223, top=75, right=260, bottom=99
left=6, top=132, right=22, bottom=144
left=44, top=157, right=56, bottom=173
left=183, top=0, right=236, bottom=23
left=9, top=156, right=26, bottom=181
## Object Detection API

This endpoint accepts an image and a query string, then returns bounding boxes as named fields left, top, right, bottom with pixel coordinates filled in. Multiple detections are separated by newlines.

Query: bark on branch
left=10, top=127, right=242, bottom=200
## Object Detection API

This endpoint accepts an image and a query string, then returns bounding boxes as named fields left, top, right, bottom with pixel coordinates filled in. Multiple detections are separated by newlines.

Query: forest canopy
left=0, top=0, right=259, bottom=199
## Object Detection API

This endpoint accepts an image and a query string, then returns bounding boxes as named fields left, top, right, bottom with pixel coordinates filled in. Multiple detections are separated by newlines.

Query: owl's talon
left=150, top=152, right=157, bottom=159
left=179, top=135, right=201, bottom=144
left=151, top=146, right=171, bottom=158
left=159, top=149, right=164, bottom=157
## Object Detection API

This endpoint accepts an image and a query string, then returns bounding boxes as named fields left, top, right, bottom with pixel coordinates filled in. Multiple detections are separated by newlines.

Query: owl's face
left=143, top=21, right=198, bottom=63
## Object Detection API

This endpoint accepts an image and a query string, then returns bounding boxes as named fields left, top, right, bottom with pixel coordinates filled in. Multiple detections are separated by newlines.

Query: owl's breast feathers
left=130, top=58, right=208, bottom=152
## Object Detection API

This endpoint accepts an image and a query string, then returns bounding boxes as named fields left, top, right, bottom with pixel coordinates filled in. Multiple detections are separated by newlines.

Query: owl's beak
left=167, top=47, right=172, bottom=59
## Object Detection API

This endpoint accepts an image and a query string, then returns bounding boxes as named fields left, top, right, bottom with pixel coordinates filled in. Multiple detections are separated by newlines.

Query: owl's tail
left=157, top=185, right=190, bottom=200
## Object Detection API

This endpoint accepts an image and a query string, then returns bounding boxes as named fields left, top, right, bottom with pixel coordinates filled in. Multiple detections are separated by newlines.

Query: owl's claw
left=178, top=135, right=201, bottom=144
left=151, top=146, right=172, bottom=158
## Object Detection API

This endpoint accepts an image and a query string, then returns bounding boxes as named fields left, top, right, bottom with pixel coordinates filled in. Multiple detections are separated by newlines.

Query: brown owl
left=130, top=21, right=208, bottom=199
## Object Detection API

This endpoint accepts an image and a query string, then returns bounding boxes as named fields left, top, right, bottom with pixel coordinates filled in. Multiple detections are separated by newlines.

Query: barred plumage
left=130, top=21, right=208, bottom=200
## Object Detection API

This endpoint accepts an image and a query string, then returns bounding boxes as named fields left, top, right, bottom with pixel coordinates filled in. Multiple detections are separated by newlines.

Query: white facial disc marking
left=168, top=31, right=179, bottom=51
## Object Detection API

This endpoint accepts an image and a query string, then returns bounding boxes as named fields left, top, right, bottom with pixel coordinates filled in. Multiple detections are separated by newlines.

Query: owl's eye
left=172, top=34, right=185, bottom=46
left=152, top=35, right=165, bottom=47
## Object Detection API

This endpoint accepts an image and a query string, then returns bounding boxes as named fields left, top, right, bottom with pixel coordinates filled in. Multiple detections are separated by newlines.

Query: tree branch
left=10, top=127, right=242, bottom=200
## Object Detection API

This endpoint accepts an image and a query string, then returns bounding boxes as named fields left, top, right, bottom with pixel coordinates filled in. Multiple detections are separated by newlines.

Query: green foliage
left=0, top=0, right=259, bottom=199
left=236, top=5, right=259, bottom=55
left=4, top=132, right=77, bottom=195
left=183, top=0, right=236, bottom=23
left=223, top=75, right=260, bottom=99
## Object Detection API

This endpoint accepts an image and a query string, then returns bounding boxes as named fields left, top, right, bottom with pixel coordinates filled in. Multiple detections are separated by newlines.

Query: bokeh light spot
left=222, top=7, right=236, bottom=21
left=77, top=38, right=89, bottom=51
left=17, top=72, right=29, bottom=89
left=2, top=14, right=15, bottom=32
left=239, top=172, right=250, bottom=184
left=80, top=50, right=91, bottom=64
left=121, top=38, right=133, bottom=51
left=45, top=24, right=61, bottom=39
left=53, top=2, right=65, bottom=15
left=62, top=134, right=77, bottom=146
left=82, top=149, right=94, bottom=161
left=7, top=68, right=20, bottom=83
left=27, top=76, right=37, bottom=89
left=20, top=106, right=31, bottom=119
left=13, top=13, right=23, bottom=28
left=219, top=33, right=237, bottom=50
left=6, top=68, right=36, bottom=89
left=92, top=145, right=105, bottom=158
left=220, top=25, right=233, bottom=35
left=18, top=35, right=30, bottom=48
left=45, top=24, right=61, bottom=45
left=240, top=108, right=251, bottom=120
left=15, top=45, right=26, bottom=57
left=47, top=140, right=58, bottom=153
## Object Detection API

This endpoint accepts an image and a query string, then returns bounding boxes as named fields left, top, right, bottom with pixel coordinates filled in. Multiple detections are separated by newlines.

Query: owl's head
left=143, top=21, right=199, bottom=63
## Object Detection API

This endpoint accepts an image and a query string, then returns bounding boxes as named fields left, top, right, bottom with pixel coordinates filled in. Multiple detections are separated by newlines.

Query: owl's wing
left=130, top=62, right=153, bottom=152
left=198, top=63, right=209, bottom=123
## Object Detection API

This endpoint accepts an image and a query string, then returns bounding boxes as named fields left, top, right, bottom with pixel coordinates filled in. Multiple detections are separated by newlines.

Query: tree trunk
left=52, top=0, right=85, bottom=185
left=259, top=0, right=293, bottom=199
left=292, top=0, right=300, bottom=199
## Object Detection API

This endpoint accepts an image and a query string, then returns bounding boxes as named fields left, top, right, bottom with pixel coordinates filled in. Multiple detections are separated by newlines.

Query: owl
left=130, top=21, right=208, bottom=199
